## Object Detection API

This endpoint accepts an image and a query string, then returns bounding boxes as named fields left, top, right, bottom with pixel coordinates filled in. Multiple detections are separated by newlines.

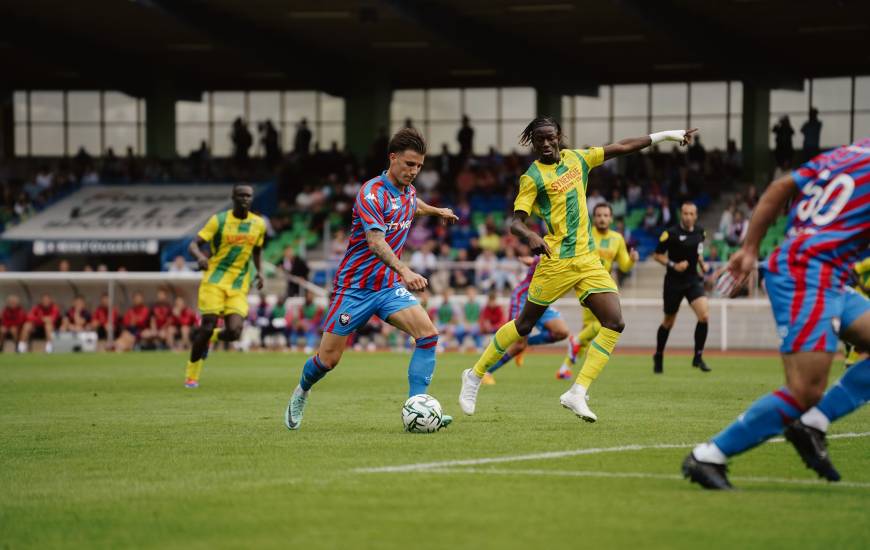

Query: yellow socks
left=576, top=327, right=620, bottom=389
left=209, top=328, right=221, bottom=344
left=473, top=320, right=522, bottom=377
left=185, top=359, right=204, bottom=381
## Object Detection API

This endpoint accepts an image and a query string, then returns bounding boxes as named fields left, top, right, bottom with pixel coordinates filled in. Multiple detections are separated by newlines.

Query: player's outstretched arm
left=188, top=236, right=210, bottom=271
left=415, top=198, right=458, bottom=224
left=364, top=229, right=428, bottom=290
left=603, top=129, right=697, bottom=161
left=510, top=211, right=551, bottom=258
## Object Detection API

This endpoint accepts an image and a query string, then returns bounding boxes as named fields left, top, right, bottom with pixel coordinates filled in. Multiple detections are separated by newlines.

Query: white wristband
left=649, top=130, right=686, bottom=145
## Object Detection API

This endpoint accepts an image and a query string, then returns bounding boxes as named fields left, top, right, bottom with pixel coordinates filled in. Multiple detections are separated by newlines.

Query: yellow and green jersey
left=855, top=257, right=870, bottom=297
left=197, top=209, right=266, bottom=293
left=592, top=228, right=634, bottom=275
left=514, top=147, right=604, bottom=259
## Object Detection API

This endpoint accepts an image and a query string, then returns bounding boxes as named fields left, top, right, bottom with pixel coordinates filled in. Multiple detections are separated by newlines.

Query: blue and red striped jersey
left=509, top=257, right=540, bottom=317
left=333, top=173, right=417, bottom=290
left=769, top=139, right=870, bottom=280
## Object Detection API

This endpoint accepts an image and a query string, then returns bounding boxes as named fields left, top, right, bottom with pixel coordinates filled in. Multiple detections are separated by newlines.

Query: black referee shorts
left=663, top=279, right=706, bottom=315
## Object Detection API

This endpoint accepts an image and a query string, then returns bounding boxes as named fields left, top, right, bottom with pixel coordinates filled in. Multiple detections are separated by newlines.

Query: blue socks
left=299, top=354, right=331, bottom=391
left=527, top=330, right=556, bottom=346
left=817, top=358, right=870, bottom=423
left=712, top=387, right=804, bottom=457
left=487, top=351, right=514, bottom=373
left=408, top=334, right=438, bottom=396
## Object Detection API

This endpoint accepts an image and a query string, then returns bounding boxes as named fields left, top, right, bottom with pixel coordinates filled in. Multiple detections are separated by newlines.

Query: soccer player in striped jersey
left=685, top=139, right=870, bottom=489
left=459, top=116, right=696, bottom=421
left=184, top=184, right=266, bottom=388
left=283, top=128, right=459, bottom=431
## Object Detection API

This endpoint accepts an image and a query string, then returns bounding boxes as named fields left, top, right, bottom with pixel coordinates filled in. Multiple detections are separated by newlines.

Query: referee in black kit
left=652, top=201, right=710, bottom=374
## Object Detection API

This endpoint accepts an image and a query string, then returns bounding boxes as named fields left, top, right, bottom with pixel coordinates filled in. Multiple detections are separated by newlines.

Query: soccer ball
left=402, top=394, right=444, bottom=433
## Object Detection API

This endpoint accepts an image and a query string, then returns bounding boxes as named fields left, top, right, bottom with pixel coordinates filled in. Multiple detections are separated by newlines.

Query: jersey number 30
left=796, top=170, right=854, bottom=226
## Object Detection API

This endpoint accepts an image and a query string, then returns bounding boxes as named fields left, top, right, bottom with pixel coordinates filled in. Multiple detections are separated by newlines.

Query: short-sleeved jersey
left=767, top=139, right=870, bottom=279
left=514, top=147, right=605, bottom=259
left=592, top=228, right=634, bottom=274
left=2, top=306, right=27, bottom=328
left=334, top=172, right=417, bottom=290
left=655, top=224, right=706, bottom=283
left=197, top=209, right=266, bottom=293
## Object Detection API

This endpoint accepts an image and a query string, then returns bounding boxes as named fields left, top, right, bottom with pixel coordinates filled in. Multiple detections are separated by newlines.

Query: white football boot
left=458, top=368, right=482, bottom=415
left=284, top=385, right=309, bottom=430
left=559, top=384, right=597, bottom=423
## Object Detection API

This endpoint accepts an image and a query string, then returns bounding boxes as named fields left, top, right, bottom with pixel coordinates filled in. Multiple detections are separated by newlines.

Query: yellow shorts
left=198, top=282, right=249, bottom=317
left=527, top=254, right=618, bottom=306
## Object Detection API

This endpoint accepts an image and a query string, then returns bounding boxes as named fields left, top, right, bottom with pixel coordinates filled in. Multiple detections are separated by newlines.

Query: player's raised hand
left=718, top=247, right=757, bottom=298
left=526, top=233, right=551, bottom=258
left=254, top=273, right=264, bottom=291
left=681, top=128, right=699, bottom=146
left=437, top=207, right=459, bottom=225
left=399, top=267, right=428, bottom=291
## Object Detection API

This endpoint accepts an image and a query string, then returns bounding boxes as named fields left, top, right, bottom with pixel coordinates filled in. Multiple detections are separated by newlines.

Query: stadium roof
left=2, top=0, right=869, bottom=96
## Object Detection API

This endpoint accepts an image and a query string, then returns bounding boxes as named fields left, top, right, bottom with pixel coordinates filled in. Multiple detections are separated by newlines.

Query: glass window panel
left=688, top=117, right=726, bottom=150
left=68, top=125, right=100, bottom=156
left=15, top=124, right=28, bottom=156
left=574, top=86, right=609, bottom=118
left=428, top=122, right=455, bottom=154
left=652, top=83, right=687, bottom=117
left=428, top=89, right=460, bottom=122
left=464, top=88, right=497, bottom=120
left=104, top=92, right=137, bottom=123
left=573, top=120, right=609, bottom=149
left=105, top=125, right=137, bottom=154
left=212, top=124, right=234, bottom=156
left=391, top=90, right=424, bottom=124
left=819, top=113, right=850, bottom=147
left=729, top=81, right=742, bottom=115
left=30, top=92, right=63, bottom=122
left=283, top=92, right=317, bottom=126
left=729, top=116, right=741, bottom=148
left=177, top=126, right=209, bottom=157
left=248, top=91, right=280, bottom=126
left=500, top=119, right=528, bottom=153
left=67, top=92, right=100, bottom=123
left=561, top=96, right=572, bottom=119
left=613, top=119, right=648, bottom=141
left=32, top=125, right=64, bottom=155
left=320, top=93, right=344, bottom=122
left=854, top=114, right=870, bottom=143
left=176, top=94, right=209, bottom=123
left=316, top=122, right=344, bottom=151
left=855, top=77, right=870, bottom=110
left=690, top=82, right=727, bottom=116
left=502, top=87, right=535, bottom=120
left=613, top=84, right=647, bottom=117
left=14, top=91, right=27, bottom=121
left=770, top=80, right=808, bottom=114
left=472, top=122, right=497, bottom=155
left=812, top=77, right=851, bottom=111
left=138, top=124, right=146, bottom=156
left=212, top=91, right=245, bottom=122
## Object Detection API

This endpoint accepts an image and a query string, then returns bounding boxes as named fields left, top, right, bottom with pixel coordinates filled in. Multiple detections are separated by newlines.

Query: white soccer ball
left=402, top=394, right=444, bottom=433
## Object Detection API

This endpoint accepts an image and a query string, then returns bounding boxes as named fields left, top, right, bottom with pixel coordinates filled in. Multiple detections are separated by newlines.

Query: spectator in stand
left=1, top=294, right=27, bottom=353
left=58, top=259, right=71, bottom=272
left=477, top=216, right=501, bottom=253
left=432, top=289, right=462, bottom=351
left=114, top=292, right=151, bottom=352
left=460, top=286, right=484, bottom=351
left=610, top=188, right=627, bottom=220
left=801, top=107, right=822, bottom=160
left=231, top=117, right=253, bottom=162
left=688, top=133, right=706, bottom=171
left=475, top=248, right=500, bottom=291
left=60, top=295, right=91, bottom=334
left=450, top=248, right=474, bottom=289
left=294, top=291, right=323, bottom=354
left=642, top=204, right=660, bottom=231
left=479, top=291, right=506, bottom=337
left=90, top=293, right=121, bottom=342
left=437, top=143, right=453, bottom=178
left=457, top=115, right=474, bottom=159
left=626, top=180, right=643, bottom=209
left=409, top=240, right=438, bottom=280
left=20, top=294, right=61, bottom=353
left=415, top=165, right=440, bottom=200
left=150, top=290, right=174, bottom=350
left=725, top=209, right=749, bottom=246
left=744, top=185, right=759, bottom=212
left=171, top=296, right=197, bottom=350
left=251, top=295, right=275, bottom=349
left=168, top=255, right=192, bottom=273
left=719, top=200, right=736, bottom=238
left=259, top=119, right=282, bottom=165
left=281, top=246, right=310, bottom=298
left=293, top=119, right=312, bottom=156
left=587, top=188, right=606, bottom=214
left=772, top=115, right=795, bottom=168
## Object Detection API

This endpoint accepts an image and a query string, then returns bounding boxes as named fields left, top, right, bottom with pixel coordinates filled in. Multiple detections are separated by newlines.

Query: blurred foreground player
left=185, top=184, right=266, bottom=387
left=684, top=139, right=870, bottom=489
left=843, top=257, right=869, bottom=367
left=283, top=128, right=458, bottom=430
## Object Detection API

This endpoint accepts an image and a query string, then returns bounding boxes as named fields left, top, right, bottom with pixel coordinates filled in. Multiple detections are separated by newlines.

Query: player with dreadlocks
left=459, top=116, right=696, bottom=422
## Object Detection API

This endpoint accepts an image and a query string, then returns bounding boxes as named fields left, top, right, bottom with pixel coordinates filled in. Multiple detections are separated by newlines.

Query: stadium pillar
left=535, top=88, right=562, bottom=120
left=345, top=84, right=391, bottom=163
left=145, top=85, right=177, bottom=159
left=0, top=89, right=13, bottom=160
left=741, top=82, right=771, bottom=185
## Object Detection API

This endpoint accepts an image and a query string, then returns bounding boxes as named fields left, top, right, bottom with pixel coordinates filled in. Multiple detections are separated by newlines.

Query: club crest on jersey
left=339, top=312, right=351, bottom=326
left=365, top=192, right=377, bottom=201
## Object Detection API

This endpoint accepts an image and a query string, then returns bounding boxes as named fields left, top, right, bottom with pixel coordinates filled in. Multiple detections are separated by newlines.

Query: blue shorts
left=509, top=291, right=562, bottom=333
left=843, top=286, right=870, bottom=334
left=322, top=285, right=419, bottom=336
left=536, top=307, right=562, bottom=333
left=764, top=263, right=857, bottom=353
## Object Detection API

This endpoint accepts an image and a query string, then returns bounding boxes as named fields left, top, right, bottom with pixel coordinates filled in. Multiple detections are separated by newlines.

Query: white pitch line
left=354, top=431, right=870, bottom=474
left=423, top=468, right=870, bottom=489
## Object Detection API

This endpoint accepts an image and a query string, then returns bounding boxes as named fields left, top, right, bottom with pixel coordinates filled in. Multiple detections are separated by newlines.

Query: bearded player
left=459, top=116, right=696, bottom=422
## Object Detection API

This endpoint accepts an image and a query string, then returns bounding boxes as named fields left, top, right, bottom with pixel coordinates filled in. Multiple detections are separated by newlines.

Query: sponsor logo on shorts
left=832, top=317, right=840, bottom=333
left=395, top=287, right=417, bottom=301
left=339, top=312, right=351, bottom=326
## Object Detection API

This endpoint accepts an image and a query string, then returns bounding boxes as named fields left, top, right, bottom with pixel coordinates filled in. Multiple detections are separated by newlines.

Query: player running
left=459, top=116, right=696, bottom=421
left=843, top=257, right=869, bottom=368
left=184, top=184, right=266, bottom=388
left=482, top=254, right=571, bottom=384
left=283, top=128, right=459, bottom=431
left=651, top=201, right=711, bottom=373
left=683, top=139, right=870, bottom=489
left=557, top=202, right=638, bottom=378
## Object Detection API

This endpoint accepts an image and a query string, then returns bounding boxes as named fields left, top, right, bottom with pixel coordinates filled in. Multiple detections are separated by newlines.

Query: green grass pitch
left=1, top=350, right=868, bottom=549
